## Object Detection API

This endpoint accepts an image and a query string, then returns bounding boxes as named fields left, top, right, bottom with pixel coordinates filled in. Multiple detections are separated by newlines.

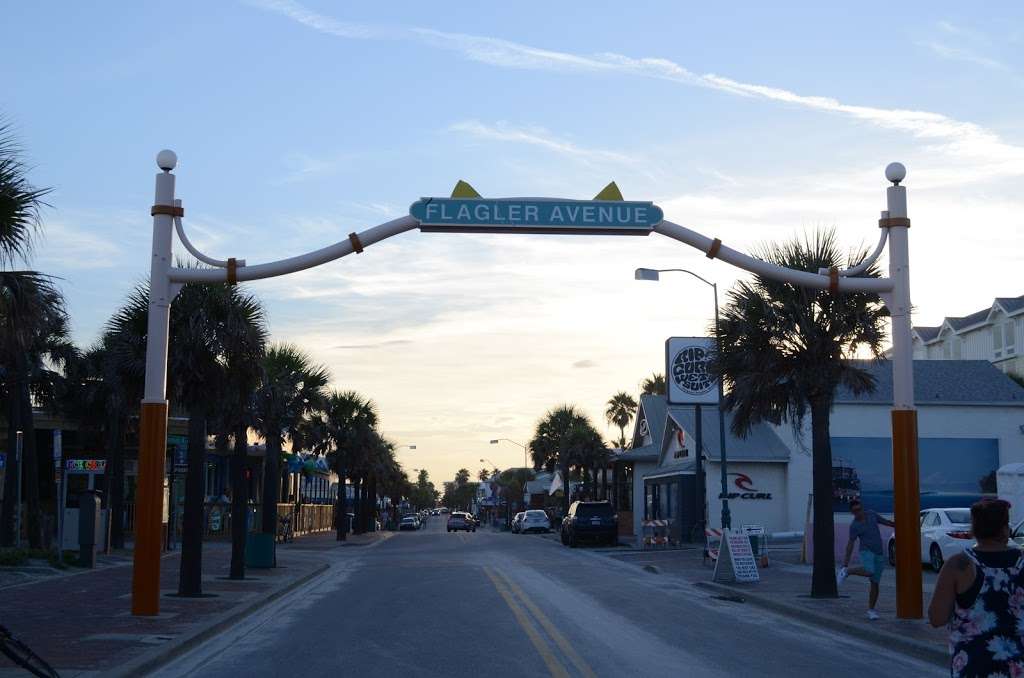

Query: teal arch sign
left=410, top=197, right=663, bottom=235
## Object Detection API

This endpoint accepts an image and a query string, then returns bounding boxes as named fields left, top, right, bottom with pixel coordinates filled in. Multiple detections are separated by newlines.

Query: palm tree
left=713, top=229, right=886, bottom=599
left=640, top=373, right=666, bottom=396
left=0, top=122, right=55, bottom=548
left=605, top=391, right=638, bottom=449
left=252, top=344, right=329, bottom=538
left=530, top=406, right=605, bottom=514
left=63, top=332, right=139, bottom=549
left=106, top=279, right=264, bottom=594
left=218, top=286, right=267, bottom=580
left=301, top=390, right=378, bottom=540
left=0, top=272, right=70, bottom=547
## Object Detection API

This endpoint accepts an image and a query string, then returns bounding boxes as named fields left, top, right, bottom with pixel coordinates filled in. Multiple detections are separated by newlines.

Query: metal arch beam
left=654, top=220, right=894, bottom=294
left=170, top=215, right=420, bottom=283
left=169, top=213, right=893, bottom=295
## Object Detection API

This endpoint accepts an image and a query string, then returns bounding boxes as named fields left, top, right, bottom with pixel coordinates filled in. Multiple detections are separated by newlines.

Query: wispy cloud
left=920, top=40, right=1007, bottom=71
left=251, top=0, right=1024, bottom=180
left=572, top=359, right=598, bottom=369
left=335, top=339, right=412, bottom=350
left=921, top=20, right=1010, bottom=72
left=448, top=120, right=634, bottom=164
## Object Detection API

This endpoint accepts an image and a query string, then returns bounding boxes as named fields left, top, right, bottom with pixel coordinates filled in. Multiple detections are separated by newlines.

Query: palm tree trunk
left=353, top=477, right=364, bottom=534
left=229, top=424, right=248, bottom=579
left=107, top=414, right=127, bottom=549
left=560, top=460, right=570, bottom=515
left=335, top=467, right=347, bottom=541
left=0, top=393, right=21, bottom=546
left=368, top=475, right=377, bottom=530
left=810, top=396, right=838, bottom=598
left=17, top=364, right=42, bottom=548
left=261, top=436, right=281, bottom=534
left=178, top=411, right=207, bottom=596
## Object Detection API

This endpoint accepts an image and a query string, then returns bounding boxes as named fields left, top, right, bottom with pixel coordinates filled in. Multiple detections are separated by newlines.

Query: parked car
left=511, top=512, right=526, bottom=533
left=440, top=507, right=450, bottom=514
left=886, top=507, right=972, bottom=570
left=448, top=512, right=475, bottom=532
left=560, top=501, right=617, bottom=547
left=399, top=515, right=419, bottom=531
left=520, top=510, right=552, bottom=534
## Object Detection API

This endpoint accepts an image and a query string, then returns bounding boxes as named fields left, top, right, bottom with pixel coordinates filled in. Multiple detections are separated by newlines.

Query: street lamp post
left=635, top=267, right=731, bottom=531
left=489, top=438, right=528, bottom=470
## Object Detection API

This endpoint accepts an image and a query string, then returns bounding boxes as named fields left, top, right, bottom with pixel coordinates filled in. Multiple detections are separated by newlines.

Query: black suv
left=560, top=501, right=617, bottom=547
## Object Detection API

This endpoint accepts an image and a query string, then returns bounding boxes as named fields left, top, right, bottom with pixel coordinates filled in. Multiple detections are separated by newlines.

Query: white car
left=520, top=510, right=552, bottom=534
left=886, top=507, right=972, bottom=571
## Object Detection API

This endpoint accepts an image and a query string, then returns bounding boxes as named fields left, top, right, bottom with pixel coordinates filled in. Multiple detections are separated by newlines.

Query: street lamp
left=490, top=438, right=528, bottom=469
left=635, top=267, right=731, bottom=531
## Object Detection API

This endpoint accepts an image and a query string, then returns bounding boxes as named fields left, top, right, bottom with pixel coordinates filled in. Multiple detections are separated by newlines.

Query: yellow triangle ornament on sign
left=593, top=181, right=624, bottom=201
left=451, top=180, right=482, bottom=199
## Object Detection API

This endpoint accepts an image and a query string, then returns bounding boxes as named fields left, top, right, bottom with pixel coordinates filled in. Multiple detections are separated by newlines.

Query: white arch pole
left=132, top=151, right=920, bottom=619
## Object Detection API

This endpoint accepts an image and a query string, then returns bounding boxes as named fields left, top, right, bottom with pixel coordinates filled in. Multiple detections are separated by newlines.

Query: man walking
left=837, top=499, right=895, bottom=620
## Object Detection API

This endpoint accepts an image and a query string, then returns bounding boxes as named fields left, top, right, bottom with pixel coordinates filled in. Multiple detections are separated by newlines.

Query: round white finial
left=156, top=149, right=178, bottom=172
left=885, top=162, right=906, bottom=185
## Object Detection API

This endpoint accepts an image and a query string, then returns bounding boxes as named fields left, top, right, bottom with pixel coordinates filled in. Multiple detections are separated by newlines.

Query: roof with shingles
left=834, top=360, right=1024, bottom=405
left=663, top=406, right=791, bottom=463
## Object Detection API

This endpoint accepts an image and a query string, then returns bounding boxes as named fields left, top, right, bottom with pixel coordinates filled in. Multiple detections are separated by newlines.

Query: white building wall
left=827, top=404, right=1024, bottom=467
left=704, top=461, right=789, bottom=534
left=765, top=403, right=1024, bottom=536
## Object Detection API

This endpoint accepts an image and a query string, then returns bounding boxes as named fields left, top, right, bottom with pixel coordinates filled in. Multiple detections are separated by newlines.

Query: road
left=156, top=518, right=944, bottom=677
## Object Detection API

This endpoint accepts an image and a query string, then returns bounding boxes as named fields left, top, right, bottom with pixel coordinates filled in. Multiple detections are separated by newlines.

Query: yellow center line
left=483, top=566, right=569, bottom=678
left=494, top=569, right=598, bottom=678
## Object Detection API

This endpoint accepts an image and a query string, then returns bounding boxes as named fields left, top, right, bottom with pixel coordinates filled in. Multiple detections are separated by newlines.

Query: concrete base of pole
left=892, top=408, right=922, bottom=619
left=132, top=401, right=168, bottom=616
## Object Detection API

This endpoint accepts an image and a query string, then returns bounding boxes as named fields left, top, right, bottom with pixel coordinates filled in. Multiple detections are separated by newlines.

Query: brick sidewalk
left=607, top=544, right=950, bottom=667
left=0, top=531, right=365, bottom=677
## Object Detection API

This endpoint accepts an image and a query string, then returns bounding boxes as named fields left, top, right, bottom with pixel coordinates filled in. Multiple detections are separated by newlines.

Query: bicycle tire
left=0, top=626, right=60, bottom=678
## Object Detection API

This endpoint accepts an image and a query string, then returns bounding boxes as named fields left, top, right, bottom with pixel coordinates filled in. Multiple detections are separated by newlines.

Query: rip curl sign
left=719, top=472, right=773, bottom=500
left=665, top=337, right=719, bottom=405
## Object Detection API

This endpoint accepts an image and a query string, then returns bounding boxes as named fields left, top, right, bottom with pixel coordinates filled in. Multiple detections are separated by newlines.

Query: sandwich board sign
left=713, top=528, right=760, bottom=583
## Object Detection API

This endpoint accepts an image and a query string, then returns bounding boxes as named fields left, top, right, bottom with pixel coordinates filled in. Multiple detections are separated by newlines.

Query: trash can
left=245, top=532, right=276, bottom=568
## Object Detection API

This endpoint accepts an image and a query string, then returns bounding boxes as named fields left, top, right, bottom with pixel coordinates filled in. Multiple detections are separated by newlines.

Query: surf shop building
left=618, top=355, right=1024, bottom=547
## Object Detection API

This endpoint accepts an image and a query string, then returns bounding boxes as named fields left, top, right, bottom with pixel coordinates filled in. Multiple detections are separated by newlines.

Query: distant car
left=560, top=501, right=617, bottom=547
left=511, top=512, right=526, bottom=534
left=399, top=515, right=419, bottom=531
left=448, top=512, right=475, bottom=533
left=431, top=509, right=440, bottom=516
left=886, top=507, right=972, bottom=570
left=520, top=510, right=551, bottom=534
left=440, top=507, right=450, bottom=514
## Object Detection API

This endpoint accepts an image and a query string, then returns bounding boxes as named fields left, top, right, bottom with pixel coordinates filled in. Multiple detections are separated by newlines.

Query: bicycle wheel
left=0, top=626, right=60, bottom=678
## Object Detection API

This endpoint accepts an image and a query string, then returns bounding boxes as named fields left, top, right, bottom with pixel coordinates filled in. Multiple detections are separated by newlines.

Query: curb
left=694, top=581, right=948, bottom=668
left=108, top=561, right=330, bottom=678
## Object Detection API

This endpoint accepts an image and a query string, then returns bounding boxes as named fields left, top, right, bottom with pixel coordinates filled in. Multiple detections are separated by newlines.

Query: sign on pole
left=666, top=337, right=719, bottom=405
left=410, top=197, right=663, bottom=235
left=713, top=528, right=760, bottom=583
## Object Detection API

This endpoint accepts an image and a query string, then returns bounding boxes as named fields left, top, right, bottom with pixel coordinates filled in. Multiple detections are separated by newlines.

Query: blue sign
left=410, top=198, right=663, bottom=235
left=0, top=452, right=5, bottom=469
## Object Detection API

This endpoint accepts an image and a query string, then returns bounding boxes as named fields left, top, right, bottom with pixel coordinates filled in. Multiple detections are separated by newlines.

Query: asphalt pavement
left=154, top=518, right=945, bottom=677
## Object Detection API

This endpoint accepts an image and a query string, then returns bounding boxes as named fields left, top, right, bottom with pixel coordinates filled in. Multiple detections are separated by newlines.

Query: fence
left=123, top=501, right=335, bottom=541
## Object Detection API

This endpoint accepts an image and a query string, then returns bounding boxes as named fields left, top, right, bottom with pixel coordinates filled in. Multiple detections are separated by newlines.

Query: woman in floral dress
left=929, top=499, right=1024, bottom=677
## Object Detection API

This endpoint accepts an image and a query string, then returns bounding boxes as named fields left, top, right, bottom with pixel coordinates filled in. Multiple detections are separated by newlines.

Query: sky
left=2, top=2, right=1022, bottom=486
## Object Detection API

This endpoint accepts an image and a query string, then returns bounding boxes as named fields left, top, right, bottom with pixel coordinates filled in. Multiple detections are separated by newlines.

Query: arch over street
left=132, top=150, right=921, bottom=620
